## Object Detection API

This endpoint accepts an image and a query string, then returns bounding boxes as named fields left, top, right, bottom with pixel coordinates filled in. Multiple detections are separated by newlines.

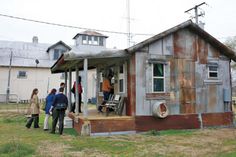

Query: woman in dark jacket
left=43, top=88, right=56, bottom=131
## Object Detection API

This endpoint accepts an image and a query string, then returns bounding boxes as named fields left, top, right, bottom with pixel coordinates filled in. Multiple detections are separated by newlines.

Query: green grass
left=0, top=140, right=35, bottom=157
left=1, top=103, right=236, bottom=157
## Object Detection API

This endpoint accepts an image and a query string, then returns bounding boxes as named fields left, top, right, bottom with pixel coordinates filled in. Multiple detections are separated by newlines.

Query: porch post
left=83, top=58, right=88, bottom=117
left=64, top=70, right=68, bottom=97
left=75, top=65, right=79, bottom=115
left=68, top=68, right=72, bottom=112
left=64, top=70, right=68, bottom=115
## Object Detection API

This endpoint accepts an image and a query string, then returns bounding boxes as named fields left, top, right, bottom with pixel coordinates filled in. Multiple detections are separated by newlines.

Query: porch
left=68, top=109, right=135, bottom=136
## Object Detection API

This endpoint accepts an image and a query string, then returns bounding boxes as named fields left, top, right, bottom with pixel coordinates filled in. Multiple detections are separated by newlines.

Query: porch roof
left=51, top=49, right=129, bottom=73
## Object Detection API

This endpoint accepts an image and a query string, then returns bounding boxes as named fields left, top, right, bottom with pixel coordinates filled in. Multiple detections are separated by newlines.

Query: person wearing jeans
left=50, top=87, right=68, bottom=135
left=43, top=88, right=56, bottom=131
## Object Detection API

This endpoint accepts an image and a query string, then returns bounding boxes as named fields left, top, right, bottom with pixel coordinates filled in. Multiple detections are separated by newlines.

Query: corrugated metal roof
left=73, top=30, right=108, bottom=39
left=51, top=48, right=128, bottom=73
left=0, top=40, right=55, bottom=68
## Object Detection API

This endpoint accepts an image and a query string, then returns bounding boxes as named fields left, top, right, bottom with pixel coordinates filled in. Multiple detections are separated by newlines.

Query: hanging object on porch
left=152, top=101, right=169, bottom=118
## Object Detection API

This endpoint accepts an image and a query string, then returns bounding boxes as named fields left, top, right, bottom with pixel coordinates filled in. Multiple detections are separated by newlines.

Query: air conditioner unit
left=152, top=101, right=169, bottom=118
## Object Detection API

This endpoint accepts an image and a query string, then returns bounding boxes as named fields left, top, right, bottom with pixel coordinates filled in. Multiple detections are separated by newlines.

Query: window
left=53, top=49, right=60, bottom=60
left=153, top=63, right=165, bottom=92
left=119, top=79, right=124, bottom=93
left=119, top=65, right=123, bottom=74
left=99, top=72, right=103, bottom=92
left=93, top=36, right=98, bottom=45
left=208, top=65, right=218, bottom=78
left=82, top=35, right=87, bottom=44
left=88, top=36, right=92, bottom=44
left=99, top=37, right=103, bottom=46
left=53, top=49, right=65, bottom=60
left=118, top=64, right=125, bottom=93
left=17, top=71, right=27, bottom=78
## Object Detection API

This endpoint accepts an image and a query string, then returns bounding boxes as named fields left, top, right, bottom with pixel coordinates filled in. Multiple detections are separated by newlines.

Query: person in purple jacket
left=50, top=87, right=68, bottom=135
left=43, top=88, right=56, bottom=131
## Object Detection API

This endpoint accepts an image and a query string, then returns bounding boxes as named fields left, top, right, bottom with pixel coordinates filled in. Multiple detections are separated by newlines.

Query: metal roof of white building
left=0, top=40, right=56, bottom=68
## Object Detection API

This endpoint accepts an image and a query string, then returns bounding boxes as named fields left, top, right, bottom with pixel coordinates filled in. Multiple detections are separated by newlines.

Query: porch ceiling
left=51, top=49, right=130, bottom=73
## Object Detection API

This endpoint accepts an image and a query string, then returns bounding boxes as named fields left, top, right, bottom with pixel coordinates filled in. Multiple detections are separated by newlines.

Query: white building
left=0, top=31, right=109, bottom=102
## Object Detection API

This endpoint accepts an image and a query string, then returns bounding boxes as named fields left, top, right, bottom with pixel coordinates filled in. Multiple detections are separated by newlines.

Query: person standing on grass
left=50, top=87, right=68, bottom=135
left=26, top=88, right=40, bottom=129
left=43, top=88, right=57, bottom=131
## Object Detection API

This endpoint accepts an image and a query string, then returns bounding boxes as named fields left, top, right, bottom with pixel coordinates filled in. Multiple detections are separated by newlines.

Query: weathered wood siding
left=135, top=28, right=231, bottom=116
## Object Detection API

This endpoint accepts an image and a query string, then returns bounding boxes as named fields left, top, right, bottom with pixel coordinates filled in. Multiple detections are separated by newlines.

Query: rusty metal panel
left=163, top=34, right=173, bottom=55
left=220, top=60, right=231, bottom=88
left=127, top=54, right=136, bottom=116
left=149, top=40, right=162, bottom=55
left=173, top=29, right=196, bottom=60
left=197, top=37, right=208, bottom=64
left=145, top=62, right=152, bottom=93
left=208, top=44, right=220, bottom=58
left=135, top=52, right=150, bottom=115
left=169, top=58, right=180, bottom=114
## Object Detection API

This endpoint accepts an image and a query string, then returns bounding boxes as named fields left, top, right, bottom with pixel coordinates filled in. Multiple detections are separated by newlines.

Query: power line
left=0, top=13, right=154, bottom=36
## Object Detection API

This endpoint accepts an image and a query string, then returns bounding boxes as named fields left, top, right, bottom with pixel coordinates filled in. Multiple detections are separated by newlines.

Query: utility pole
left=6, top=49, right=13, bottom=103
left=126, top=0, right=131, bottom=47
left=185, top=2, right=206, bottom=25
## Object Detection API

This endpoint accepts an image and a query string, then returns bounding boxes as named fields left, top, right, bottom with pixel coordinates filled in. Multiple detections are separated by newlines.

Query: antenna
left=185, top=2, right=207, bottom=25
left=126, top=0, right=131, bottom=47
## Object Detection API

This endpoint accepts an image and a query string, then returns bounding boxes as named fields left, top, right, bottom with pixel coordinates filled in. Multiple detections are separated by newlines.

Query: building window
left=88, top=36, right=92, bottom=45
left=153, top=63, right=165, bottom=92
left=53, top=49, right=60, bottom=60
left=99, top=37, right=103, bottom=46
left=93, top=36, right=98, bottom=45
left=53, top=49, right=65, bottom=60
left=17, top=71, right=27, bottom=78
left=118, top=64, right=125, bottom=93
left=208, top=65, right=218, bottom=78
left=82, top=35, right=87, bottom=44
left=99, top=72, right=103, bottom=92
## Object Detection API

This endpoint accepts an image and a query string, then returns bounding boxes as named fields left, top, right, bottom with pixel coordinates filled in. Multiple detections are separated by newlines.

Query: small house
left=51, top=20, right=236, bottom=135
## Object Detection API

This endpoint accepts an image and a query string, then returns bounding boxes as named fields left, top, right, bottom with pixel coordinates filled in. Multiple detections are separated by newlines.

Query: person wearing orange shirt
left=102, top=75, right=113, bottom=101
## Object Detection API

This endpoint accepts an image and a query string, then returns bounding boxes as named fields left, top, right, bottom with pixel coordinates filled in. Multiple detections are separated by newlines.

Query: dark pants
left=103, top=91, right=110, bottom=101
left=26, top=114, right=39, bottom=128
left=71, top=94, right=82, bottom=113
left=51, top=109, right=65, bottom=135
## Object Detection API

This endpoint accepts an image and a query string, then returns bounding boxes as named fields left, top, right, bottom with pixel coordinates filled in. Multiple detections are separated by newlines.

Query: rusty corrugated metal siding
left=127, top=54, right=136, bottom=116
left=136, top=28, right=232, bottom=116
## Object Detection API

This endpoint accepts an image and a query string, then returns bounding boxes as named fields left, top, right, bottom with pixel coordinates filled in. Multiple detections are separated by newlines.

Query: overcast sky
left=0, top=0, right=235, bottom=49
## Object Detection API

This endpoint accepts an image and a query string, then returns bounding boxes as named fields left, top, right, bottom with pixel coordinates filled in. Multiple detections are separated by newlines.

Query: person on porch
left=98, top=74, right=113, bottom=113
left=102, top=74, right=113, bottom=101
left=71, top=76, right=83, bottom=113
